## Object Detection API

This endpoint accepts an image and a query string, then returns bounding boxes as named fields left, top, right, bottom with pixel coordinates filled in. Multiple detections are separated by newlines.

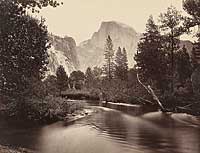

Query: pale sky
left=37, top=0, right=194, bottom=44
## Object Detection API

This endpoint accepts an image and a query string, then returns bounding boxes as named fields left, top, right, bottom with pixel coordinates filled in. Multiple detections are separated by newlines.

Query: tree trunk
left=171, top=30, right=174, bottom=94
left=137, top=73, right=166, bottom=112
left=73, top=81, right=76, bottom=90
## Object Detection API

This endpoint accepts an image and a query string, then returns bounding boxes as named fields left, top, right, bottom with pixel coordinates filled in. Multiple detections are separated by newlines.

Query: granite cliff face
left=47, top=35, right=79, bottom=75
left=46, top=22, right=193, bottom=74
left=77, top=21, right=141, bottom=71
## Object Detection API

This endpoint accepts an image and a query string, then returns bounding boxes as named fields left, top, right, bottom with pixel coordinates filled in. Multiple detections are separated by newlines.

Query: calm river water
left=0, top=103, right=200, bottom=153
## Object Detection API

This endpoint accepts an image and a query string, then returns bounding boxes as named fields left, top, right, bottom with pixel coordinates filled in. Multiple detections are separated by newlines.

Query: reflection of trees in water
left=0, top=120, right=41, bottom=150
left=136, top=126, right=182, bottom=153
left=142, top=112, right=177, bottom=128
left=173, top=128, right=200, bottom=153
left=87, top=110, right=200, bottom=153
left=103, top=111, right=128, bottom=141
left=136, top=119, right=200, bottom=153
left=137, top=112, right=200, bottom=153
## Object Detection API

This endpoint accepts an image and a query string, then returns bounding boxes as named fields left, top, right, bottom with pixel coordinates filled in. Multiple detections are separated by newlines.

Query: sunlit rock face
left=47, top=35, right=80, bottom=75
left=77, top=21, right=141, bottom=71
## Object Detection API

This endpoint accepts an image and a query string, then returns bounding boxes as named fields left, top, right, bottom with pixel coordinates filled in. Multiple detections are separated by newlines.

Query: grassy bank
left=0, top=96, right=85, bottom=124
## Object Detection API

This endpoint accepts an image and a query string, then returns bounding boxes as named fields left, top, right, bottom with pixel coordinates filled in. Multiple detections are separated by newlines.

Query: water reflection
left=0, top=120, right=41, bottom=150
left=0, top=106, right=200, bottom=153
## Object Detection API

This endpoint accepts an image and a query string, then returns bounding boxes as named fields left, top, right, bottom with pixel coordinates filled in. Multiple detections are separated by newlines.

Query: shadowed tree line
left=0, top=0, right=84, bottom=123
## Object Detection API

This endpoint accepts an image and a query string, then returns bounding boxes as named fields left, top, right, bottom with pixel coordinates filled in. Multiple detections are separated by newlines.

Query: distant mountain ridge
left=77, top=21, right=141, bottom=71
left=45, top=21, right=194, bottom=75
left=77, top=21, right=194, bottom=71
left=47, top=34, right=79, bottom=75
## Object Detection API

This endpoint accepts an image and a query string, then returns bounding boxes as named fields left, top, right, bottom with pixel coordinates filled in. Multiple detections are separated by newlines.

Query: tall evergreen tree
left=183, top=0, right=200, bottom=69
left=115, top=47, right=123, bottom=79
left=159, top=6, right=185, bottom=93
left=103, top=35, right=115, bottom=80
left=122, top=47, right=129, bottom=80
left=115, top=47, right=128, bottom=80
left=85, top=67, right=94, bottom=88
left=135, top=15, right=168, bottom=92
left=56, top=65, right=68, bottom=95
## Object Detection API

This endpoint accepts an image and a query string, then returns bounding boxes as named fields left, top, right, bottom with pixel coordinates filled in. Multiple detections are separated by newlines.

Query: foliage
left=175, top=46, right=193, bottom=84
left=56, top=65, right=68, bottom=95
left=90, top=67, right=103, bottom=90
left=0, top=0, right=49, bottom=102
left=122, top=48, right=129, bottom=78
left=43, top=75, right=58, bottom=96
left=183, top=0, right=200, bottom=32
left=85, top=67, right=94, bottom=88
left=69, top=70, right=85, bottom=90
left=135, top=16, right=169, bottom=93
left=3, top=96, right=85, bottom=123
left=159, top=6, right=185, bottom=93
left=103, top=35, right=115, bottom=80
left=183, top=0, right=200, bottom=74
left=14, top=0, right=62, bottom=13
left=115, top=47, right=128, bottom=80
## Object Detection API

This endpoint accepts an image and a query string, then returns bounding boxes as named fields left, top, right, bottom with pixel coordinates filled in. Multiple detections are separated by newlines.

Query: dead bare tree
left=136, top=73, right=166, bottom=112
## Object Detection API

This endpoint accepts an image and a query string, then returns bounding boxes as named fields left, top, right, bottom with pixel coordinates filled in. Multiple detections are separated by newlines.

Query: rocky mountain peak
left=77, top=21, right=141, bottom=71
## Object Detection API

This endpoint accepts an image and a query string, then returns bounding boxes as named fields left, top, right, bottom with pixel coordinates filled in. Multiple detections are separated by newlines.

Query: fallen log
left=136, top=96, right=155, bottom=105
left=136, top=73, right=166, bottom=112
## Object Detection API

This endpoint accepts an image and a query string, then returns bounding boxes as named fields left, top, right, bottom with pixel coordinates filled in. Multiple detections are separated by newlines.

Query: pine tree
left=122, top=47, right=129, bottom=80
left=85, top=67, right=94, bottom=88
left=135, top=15, right=168, bottom=92
left=103, top=35, right=115, bottom=80
left=159, top=6, right=185, bottom=93
left=115, top=47, right=128, bottom=80
left=183, top=0, right=200, bottom=69
left=56, top=65, right=68, bottom=95
left=115, top=47, right=123, bottom=79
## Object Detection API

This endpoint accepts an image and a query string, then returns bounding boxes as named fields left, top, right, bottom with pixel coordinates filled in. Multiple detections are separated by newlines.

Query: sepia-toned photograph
left=0, top=0, right=200, bottom=153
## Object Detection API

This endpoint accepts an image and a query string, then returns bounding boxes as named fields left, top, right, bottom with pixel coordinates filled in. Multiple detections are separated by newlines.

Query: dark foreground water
left=0, top=105, right=200, bottom=153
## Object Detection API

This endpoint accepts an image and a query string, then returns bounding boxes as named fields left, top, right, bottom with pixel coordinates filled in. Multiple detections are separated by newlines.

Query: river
left=0, top=102, right=200, bottom=153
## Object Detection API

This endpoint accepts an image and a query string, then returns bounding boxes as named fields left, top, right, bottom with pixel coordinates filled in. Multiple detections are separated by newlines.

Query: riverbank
left=0, top=97, right=89, bottom=125
left=99, top=100, right=200, bottom=116
left=0, top=108, right=94, bottom=153
left=99, top=101, right=157, bottom=115
left=0, top=145, right=36, bottom=153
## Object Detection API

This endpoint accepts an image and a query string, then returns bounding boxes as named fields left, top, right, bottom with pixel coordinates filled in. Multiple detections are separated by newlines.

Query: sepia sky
left=38, top=0, right=194, bottom=44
